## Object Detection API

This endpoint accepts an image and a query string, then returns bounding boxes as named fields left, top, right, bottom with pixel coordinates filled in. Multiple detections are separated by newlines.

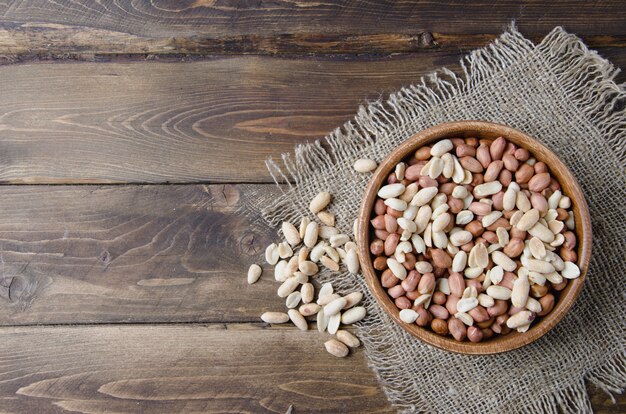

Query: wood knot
left=99, top=250, right=111, bottom=264
left=239, top=232, right=262, bottom=256
left=418, top=31, right=436, bottom=48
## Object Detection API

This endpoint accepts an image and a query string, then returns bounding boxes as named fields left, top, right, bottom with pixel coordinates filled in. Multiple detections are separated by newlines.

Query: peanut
left=367, top=136, right=580, bottom=342
left=324, top=339, right=349, bottom=357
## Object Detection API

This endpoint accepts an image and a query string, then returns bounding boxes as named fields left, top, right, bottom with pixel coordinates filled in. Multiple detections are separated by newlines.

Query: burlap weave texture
left=261, top=26, right=625, bottom=413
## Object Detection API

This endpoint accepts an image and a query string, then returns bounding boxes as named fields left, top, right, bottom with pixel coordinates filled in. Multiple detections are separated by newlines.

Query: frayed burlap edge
left=259, top=24, right=625, bottom=413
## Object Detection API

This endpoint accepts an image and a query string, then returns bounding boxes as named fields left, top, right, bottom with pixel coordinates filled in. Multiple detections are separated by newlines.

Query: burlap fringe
left=262, top=24, right=625, bottom=413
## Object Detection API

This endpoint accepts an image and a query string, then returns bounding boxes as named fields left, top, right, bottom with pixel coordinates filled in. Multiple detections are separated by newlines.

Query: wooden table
left=0, top=2, right=623, bottom=412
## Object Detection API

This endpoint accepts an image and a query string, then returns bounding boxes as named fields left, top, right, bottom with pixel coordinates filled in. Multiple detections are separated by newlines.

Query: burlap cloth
left=259, top=26, right=625, bottom=413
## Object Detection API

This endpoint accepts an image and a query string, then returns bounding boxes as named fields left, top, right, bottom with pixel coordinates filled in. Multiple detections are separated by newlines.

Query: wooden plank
left=0, top=54, right=461, bottom=184
left=0, top=50, right=623, bottom=185
left=0, top=324, right=394, bottom=413
left=0, top=324, right=621, bottom=413
left=0, top=1, right=623, bottom=57
left=0, top=24, right=623, bottom=60
left=0, top=184, right=292, bottom=325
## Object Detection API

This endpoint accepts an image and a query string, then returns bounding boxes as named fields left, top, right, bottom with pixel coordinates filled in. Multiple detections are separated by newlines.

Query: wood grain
left=0, top=0, right=626, bottom=50
left=0, top=54, right=461, bottom=184
left=0, top=23, right=623, bottom=60
left=0, top=50, right=623, bottom=185
left=0, top=324, right=394, bottom=413
left=0, top=184, right=285, bottom=324
left=0, top=325, right=620, bottom=413
left=0, top=184, right=620, bottom=411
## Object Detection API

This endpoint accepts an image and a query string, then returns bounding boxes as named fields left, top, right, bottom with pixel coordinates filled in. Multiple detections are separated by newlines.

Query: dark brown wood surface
left=0, top=1, right=622, bottom=412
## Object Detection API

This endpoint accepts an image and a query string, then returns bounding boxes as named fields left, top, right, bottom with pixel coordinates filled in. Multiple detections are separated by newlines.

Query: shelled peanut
left=369, top=136, right=581, bottom=342
left=251, top=191, right=367, bottom=357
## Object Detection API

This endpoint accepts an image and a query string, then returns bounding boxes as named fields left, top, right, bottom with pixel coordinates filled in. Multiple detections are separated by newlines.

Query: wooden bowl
left=356, top=121, right=591, bottom=354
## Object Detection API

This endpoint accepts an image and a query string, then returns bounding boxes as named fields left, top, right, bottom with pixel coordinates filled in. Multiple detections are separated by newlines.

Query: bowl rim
left=356, top=120, right=592, bottom=355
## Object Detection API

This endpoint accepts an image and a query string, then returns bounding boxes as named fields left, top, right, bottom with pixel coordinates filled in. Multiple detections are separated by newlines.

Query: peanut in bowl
left=356, top=121, right=591, bottom=355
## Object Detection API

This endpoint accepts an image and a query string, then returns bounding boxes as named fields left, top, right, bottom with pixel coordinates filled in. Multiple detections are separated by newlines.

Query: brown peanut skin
left=528, top=172, right=551, bottom=192
left=371, top=215, right=385, bottom=229
left=449, top=272, right=465, bottom=297
left=448, top=197, right=464, bottom=213
left=476, top=144, right=492, bottom=169
left=492, top=191, right=505, bottom=210
left=445, top=295, right=460, bottom=315
left=465, top=137, right=478, bottom=147
left=563, top=231, right=576, bottom=250
left=530, top=284, right=549, bottom=298
left=401, top=270, right=420, bottom=292
left=467, top=326, right=484, bottom=343
left=503, top=238, right=525, bottom=257
left=388, top=285, right=405, bottom=299
left=502, top=154, right=519, bottom=172
left=430, top=249, right=452, bottom=269
left=530, top=193, right=548, bottom=215
left=384, top=233, right=400, bottom=256
left=499, top=169, right=513, bottom=187
left=490, top=137, right=507, bottom=161
left=556, top=208, right=569, bottom=220
left=465, top=220, right=485, bottom=236
left=432, top=291, right=447, bottom=305
left=373, top=256, right=387, bottom=270
left=552, top=279, right=568, bottom=291
left=500, top=272, right=516, bottom=290
left=515, top=164, right=534, bottom=183
left=477, top=317, right=495, bottom=329
left=484, top=160, right=503, bottom=182
left=374, top=229, right=389, bottom=240
left=487, top=300, right=509, bottom=317
left=469, top=306, right=490, bottom=323
left=381, top=269, right=399, bottom=288
left=460, top=156, right=484, bottom=173
left=418, top=175, right=438, bottom=188
left=482, top=231, right=498, bottom=244
left=384, top=214, right=398, bottom=233
left=504, top=142, right=517, bottom=156
left=429, top=304, right=449, bottom=320
left=487, top=217, right=510, bottom=231
left=386, top=206, right=403, bottom=218
left=481, top=328, right=495, bottom=340
left=414, top=146, right=431, bottom=160
left=534, top=161, right=548, bottom=174
left=439, top=182, right=455, bottom=195
left=448, top=318, right=467, bottom=341
left=403, top=253, right=417, bottom=270
left=417, top=273, right=435, bottom=294
left=514, top=147, right=530, bottom=161
left=431, top=318, right=449, bottom=335
left=456, top=144, right=476, bottom=157
left=374, top=198, right=386, bottom=215
left=370, top=239, right=384, bottom=255
left=406, top=290, right=420, bottom=300
left=466, top=279, right=483, bottom=294
left=560, top=247, right=577, bottom=262
left=414, top=306, right=432, bottom=327
left=510, top=227, right=527, bottom=240
left=395, top=296, right=412, bottom=309
left=538, top=294, right=555, bottom=316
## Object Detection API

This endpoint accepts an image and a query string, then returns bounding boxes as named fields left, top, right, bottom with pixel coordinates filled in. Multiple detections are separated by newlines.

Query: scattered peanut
left=324, top=338, right=349, bottom=357
left=247, top=264, right=262, bottom=284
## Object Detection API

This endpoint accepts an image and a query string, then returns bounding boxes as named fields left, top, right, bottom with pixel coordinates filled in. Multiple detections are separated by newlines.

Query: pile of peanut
left=248, top=191, right=366, bottom=357
left=367, top=136, right=581, bottom=342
